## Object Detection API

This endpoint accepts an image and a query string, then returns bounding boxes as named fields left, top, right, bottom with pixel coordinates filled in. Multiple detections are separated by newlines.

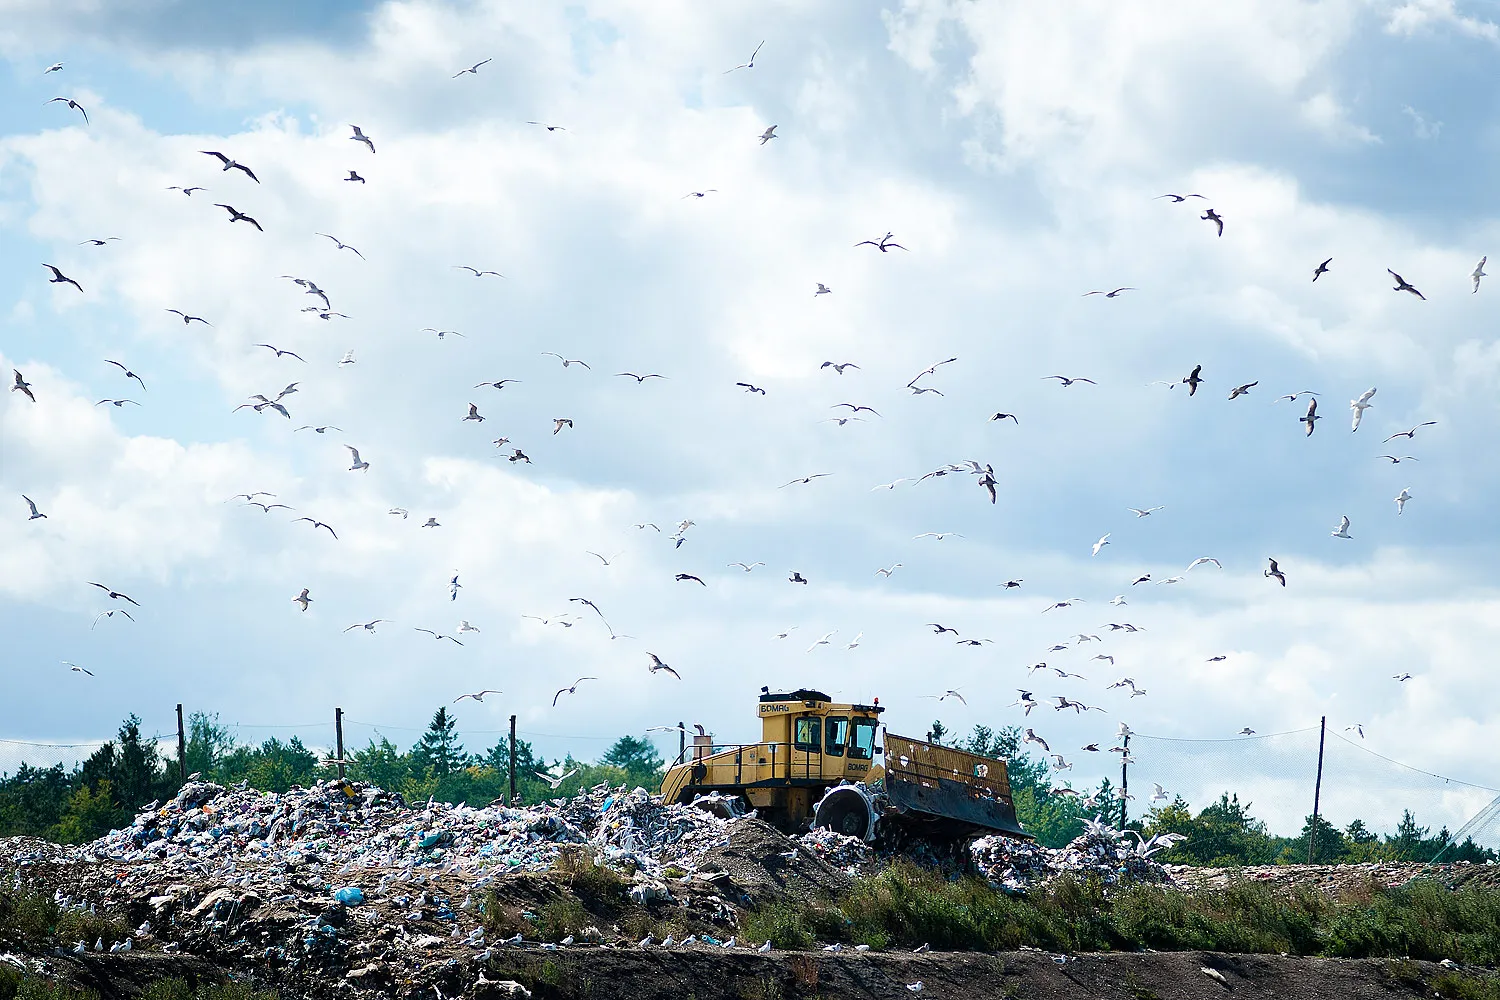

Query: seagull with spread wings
left=454, top=689, right=502, bottom=703
left=42, top=264, right=82, bottom=292
left=725, top=40, right=765, bottom=73
left=1383, top=422, right=1437, bottom=442
left=647, top=653, right=681, bottom=679
left=453, top=58, right=492, bottom=77
left=200, top=150, right=259, bottom=182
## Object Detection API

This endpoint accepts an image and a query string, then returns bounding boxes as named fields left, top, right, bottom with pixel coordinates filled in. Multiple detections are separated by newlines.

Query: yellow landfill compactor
left=659, top=687, right=1031, bottom=843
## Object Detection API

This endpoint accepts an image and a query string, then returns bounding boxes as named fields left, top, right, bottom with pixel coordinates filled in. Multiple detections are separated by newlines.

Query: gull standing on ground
left=1395, top=488, right=1412, bottom=514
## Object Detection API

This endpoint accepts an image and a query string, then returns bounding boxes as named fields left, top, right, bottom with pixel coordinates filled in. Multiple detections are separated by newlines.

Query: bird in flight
left=647, top=653, right=681, bottom=679
left=453, top=58, right=492, bottom=77
left=42, top=264, right=82, bottom=292
left=682, top=189, right=718, bottom=199
left=1350, top=387, right=1376, bottom=431
left=1378, top=454, right=1417, bottom=463
left=1201, top=209, right=1223, bottom=237
left=542, top=352, right=590, bottom=369
left=1187, top=557, right=1221, bottom=571
left=780, top=474, right=831, bottom=487
left=1228, top=381, right=1257, bottom=400
left=166, top=309, right=210, bottom=325
left=527, top=122, right=567, bottom=132
left=616, top=372, right=666, bottom=383
left=95, top=397, right=140, bottom=407
left=758, top=125, right=778, bottom=145
left=343, top=446, right=369, bottom=472
left=1128, top=506, right=1165, bottom=517
left=1394, top=488, right=1412, bottom=515
left=292, top=588, right=312, bottom=612
left=1043, top=375, right=1096, bottom=387
left=854, top=232, right=906, bottom=252
left=1082, top=287, right=1134, bottom=298
left=88, top=582, right=139, bottom=605
left=475, top=379, right=521, bottom=389
left=1388, top=269, right=1425, bottom=299
left=343, top=619, right=387, bottom=633
left=79, top=237, right=119, bottom=246
left=200, top=151, right=259, bottom=182
left=815, top=283, right=832, bottom=295
left=295, top=425, right=342, bottom=435
left=167, top=185, right=207, bottom=196
left=104, top=360, right=147, bottom=391
left=1299, top=397, right=1321, bottom=436
left=725, top=40, right=765, bottom=73
left=414, top=628, right=463, bottom=645
left=344, top=170, right=365, bottom=184
left=22, top=495, right=46, bottom=520
left=454, top=265, right=503, bottom=277
left=1473, top=256, right=1487, bottom=293
left=44, top=63, right=63, bottom=74
left=91, top=609, right=134, bottom=628
left=736, top=382, right=766, bottom=394
left=349, top=124, right=375, bottom=153
left=214, top=204, right=263, bottom=231
left=821, top=362, right=860, bottom=375
left=463, top=403, right=485, bottom=423
left=1265, top=558, right=1286, bottom=587
left=914, top=532, right=963, bottom=541
left=1155, top=193, right=1206, bottom=202
left=454, top=690, right=502, bottom=705
left=1275, top=390, right=1319, bottom=402
left=553, top=418, right=574, bottom=435
left=294, top=517, right=338, bottom=538
left=254, top=344, right=305, bottom=361
left=789, top=571, right=808, bottom=584
left=675, top=573, right=707, bottom=586
left=64, top=662, right=94, bottom=677
left=47, top=96, right=88, bottom=123
left=990, top=412, right=1019, bottom=423
left=875, top=563, right=902, bottom=578
left=552, top=677, right=598, bottom=706
left=728, top=561, right=765, bottom=572
left=1182, top=364, right=1203, bottom=395
left=1092, top=534, right=1111, bottom=556
left=316, top=234, right=364, bottom=259
left=1331, top=515, right=1352, bottom=539
left=1313, top=257, right=1332, bottom=281
left=1383, top=422, right=1436, bottom=442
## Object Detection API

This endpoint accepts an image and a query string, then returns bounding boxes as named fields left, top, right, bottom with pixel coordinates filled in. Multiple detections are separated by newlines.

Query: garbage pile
left=84, top=779, right=735, bottom=881
left=970, top=815, right=1179, bottom=891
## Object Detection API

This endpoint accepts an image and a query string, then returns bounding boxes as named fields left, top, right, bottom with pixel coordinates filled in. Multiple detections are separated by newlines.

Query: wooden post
left=1119, top=730, right=1130, bottom=830
left=507, top=715, right=518, bottom=805
left=335, top=707, right=346, bottom=780
left=175, top=703, right=187, bottom=781
left=1309, top=715, right=1326, bottom=864
left=678, top=721, right=686, bottom=764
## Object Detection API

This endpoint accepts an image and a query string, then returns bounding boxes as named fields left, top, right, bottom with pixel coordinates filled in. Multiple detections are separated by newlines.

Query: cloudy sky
left=4, top=0, right=1499, bottom=837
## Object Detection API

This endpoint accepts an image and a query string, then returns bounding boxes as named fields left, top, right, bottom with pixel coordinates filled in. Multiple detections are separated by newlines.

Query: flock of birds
left=10, top=45, right=1456, bottom=812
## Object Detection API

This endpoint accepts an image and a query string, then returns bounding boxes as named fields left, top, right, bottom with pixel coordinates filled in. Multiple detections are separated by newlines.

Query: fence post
left=1119, top=730, right=1130, bottom=830
left=1309, top=715, right=1326, bottom=864
left=508, top=715, right=517, bottom=805
left=175, top=704, right=186, bottom=781
left=679, top=721, right=686, bottom=764
left=335, top=707, right=346, bottom=780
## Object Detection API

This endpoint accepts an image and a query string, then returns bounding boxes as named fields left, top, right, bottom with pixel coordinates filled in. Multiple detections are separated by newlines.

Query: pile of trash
left=970, top=816, right=1182, bottom=891
left=82, top=779, right=735, bottom=882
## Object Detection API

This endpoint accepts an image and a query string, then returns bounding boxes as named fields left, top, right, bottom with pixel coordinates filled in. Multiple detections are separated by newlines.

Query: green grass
left=0, top=884, right=129, bottom=952
left=0, top=973, right=277, bottom=1000
left=741, top=860, right=1500, bottom=963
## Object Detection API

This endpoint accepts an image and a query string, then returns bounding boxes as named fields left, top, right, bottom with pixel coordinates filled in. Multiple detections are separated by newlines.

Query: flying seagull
left=536, top=767, right=581, bottom=789
left=413, top=628, right=463, bottom=645
left=475, top=379, right=521, bottom=389
left=454, top=689, right=502, bottom=703
left=214, top=204, right=263, bottom=231
left=1313, top=258, right=1332, bottom=281
left=527, top=121, right=567, bottom=132
left=1201, top=209, right=1223, bottom=236
left=199, top=151, right=259, bottom=182
left=541, top=352, right=590, bottom=369
left=11, top=370, right=35, bottom=401
left=1473, top=256, right=1488, bottom=293
left=1388, top=269, right=1425, bottom=300
left=1350, top=387, right=1376, bottom=431
left=1227, top=381, right=1258, bottom=400
left=1187, top=557, right=1222, bottom=571
left=821, top=362, right=860, bottom=375
left=1394, top=488, right=1412, bottom=515
left=1331, top=515, right=1352, bottom=539
left=294, top=517, right=338, bottom=538
left=79, top=237, right=119, bottom=246
left=1379, top=455, right=1418, bottom=463
left=1383, top=422, right=1437, bottom=442
left=725, top=40, right=765, bottom=73
left=1275, top=390, right=1320, bottom=402
left=780, top=474, right=831, bottom=487
left=165, top=309, right=209, bottom=325
left=1092, top=534, right=1111, bottom=556
left=854, top=232, right=906, bottom=252
left=292, top=588, right=312, bottom=611
left=1128, top=506, right=1165, bottom=517
left=1082, top=287, right=1134, bottom=297
left=463, top=403, right=485, bottom=423
left=103, top=360, right=147, bottom=390
left=44, top=63, right=63, bottom=74
left=316, top=234, right=364, bottom=259
left=1155, top=193, right=1206, bottom=202
left=552, top=418, right=574, bottom=435
left=42, top=264, right=82, bottom=292
left=1299, top=397, right=1321, bottom=436
left=728, top=562, right=765, bottom=572
left=349, top=124, right=375, bottom=153
left=343, top=445, right=369, bottom=472
left=914, top=532, right=963, bottom=540
left=758, top=125, right=778, bottom=145
left=453, top=58, right=492, bottom=77
left=1043, top=375, right=1096, bottom=387
left=46, top=97, right=88, bottom=123
left=294, top=425, right=342, bottom=434
left=22, top=495, right=46, bottom=520
left=167, top=185, right=206, bottom=196
left=1265, top=558, right=1286, bottom=587
left=647, top=653, right=681, bottom=679
left=254, top=344, right=304, bottom=361
left=343, top=620, right=387, bottom=633
left=815, top=283, right=832, bottom=295
left=91, top=609, right=133, bottom=628
left=616, top=372, right=666, bottom=383
left=682, top=189, right=718, bottom=199
left=675, top=573, right=707, bottom=586
left=736, top=382, right=766, bottom=394
left=1182, top=365, right=1204, bottom=395
left=344, top=170, right=365, bottom=184
left=88, top=582, right=139, bottom=605
left=64, top=662, right=94, bottom=677
left=454, top=265, right=503, bottom=277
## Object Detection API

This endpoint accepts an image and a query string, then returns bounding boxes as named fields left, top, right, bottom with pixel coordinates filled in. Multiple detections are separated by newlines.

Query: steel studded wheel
left=813, top=788, right=871, bottom=840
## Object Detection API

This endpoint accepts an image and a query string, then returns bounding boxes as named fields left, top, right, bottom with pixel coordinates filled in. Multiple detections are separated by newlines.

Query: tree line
left=0, top=710, right=1492, bottom=866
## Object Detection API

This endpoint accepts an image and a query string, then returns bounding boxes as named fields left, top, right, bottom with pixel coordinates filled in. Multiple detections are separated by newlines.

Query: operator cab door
left=791, top=714, right=821, bottom=780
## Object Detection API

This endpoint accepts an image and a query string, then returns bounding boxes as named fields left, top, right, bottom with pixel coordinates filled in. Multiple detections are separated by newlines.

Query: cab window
left=794, top=717, right=821, bottom=752
left=849, top=718, right=877, bottom=761
left=824, top=717, right=849, bottom=757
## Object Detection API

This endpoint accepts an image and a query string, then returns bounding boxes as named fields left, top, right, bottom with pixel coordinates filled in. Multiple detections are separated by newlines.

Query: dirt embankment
left=24, top=947, right=1497, bottom=1000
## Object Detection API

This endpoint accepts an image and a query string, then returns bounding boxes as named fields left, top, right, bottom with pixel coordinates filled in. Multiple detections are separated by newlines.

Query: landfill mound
left=692, top=818, right=854, bottom=904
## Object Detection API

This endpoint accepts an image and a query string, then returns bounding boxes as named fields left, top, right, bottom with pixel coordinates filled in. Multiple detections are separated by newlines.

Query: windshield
left=850, top=718, right=877, bottom=760
left=824, top=717, right=848, bottom=757
left=794, top=716, right=821, bottom=752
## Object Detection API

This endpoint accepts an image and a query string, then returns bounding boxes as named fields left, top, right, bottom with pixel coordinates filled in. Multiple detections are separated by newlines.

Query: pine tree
left=411, top=708, right=468, bottom=778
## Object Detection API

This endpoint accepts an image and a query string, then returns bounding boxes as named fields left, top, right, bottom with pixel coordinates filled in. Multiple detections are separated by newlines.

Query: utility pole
left=334, top=707, right=346, bottom=780
left=1119, top=730, right=1130, bottom=830
left=175, top=704, right=187, bottom=782
left=507, top=714, right=517, bottom=806
left=678, top=720, right=686, bottom=764
left=1309, top=715, right=1327, bottom=864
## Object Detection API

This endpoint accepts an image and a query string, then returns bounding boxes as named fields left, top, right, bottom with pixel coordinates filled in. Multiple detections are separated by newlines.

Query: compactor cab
left=659, top=687, right=1030, bottom=843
